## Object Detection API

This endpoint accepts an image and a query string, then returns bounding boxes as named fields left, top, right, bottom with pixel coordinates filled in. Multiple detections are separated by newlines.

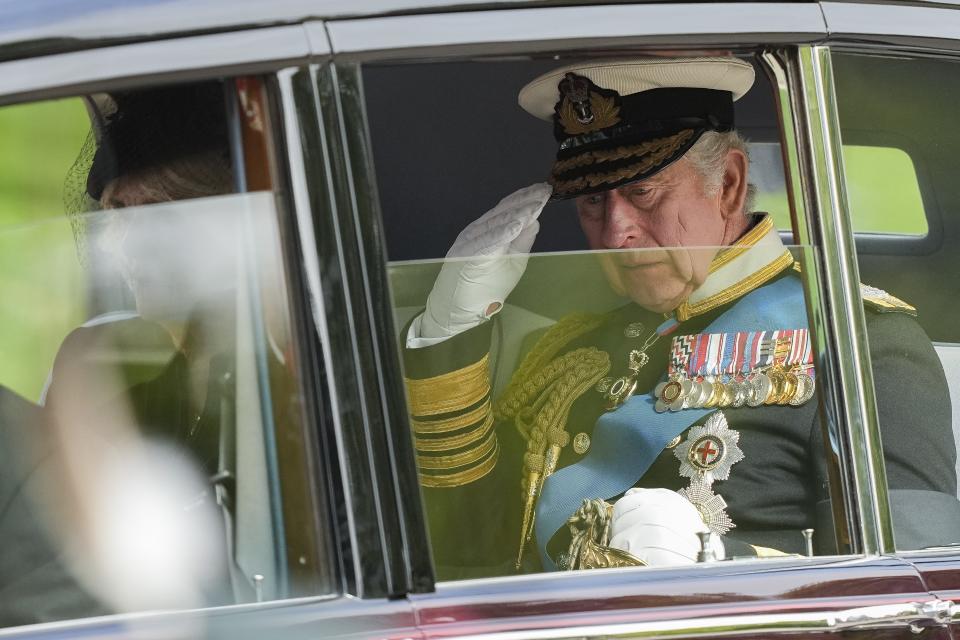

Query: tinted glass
left=0, top=84, right=331, bottom=630
left=361, top=56, right=852, bottom=580
left=834, top=51, right=960, bottom=551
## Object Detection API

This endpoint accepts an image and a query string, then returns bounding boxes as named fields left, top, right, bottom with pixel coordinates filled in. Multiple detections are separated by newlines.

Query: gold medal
left=718, top=381, right=735, bottom=408
left=778, top=372, right=798, bottom=405
left=765, top=370, right=786, bottom=405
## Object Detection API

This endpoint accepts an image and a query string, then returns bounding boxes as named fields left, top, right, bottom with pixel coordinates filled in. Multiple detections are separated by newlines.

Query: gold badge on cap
left=557, top=73, right=621, bottom=136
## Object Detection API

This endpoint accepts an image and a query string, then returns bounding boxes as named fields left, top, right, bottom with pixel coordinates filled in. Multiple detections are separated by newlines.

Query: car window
left=0, top=80, right=333, bottom=630
left=357, top=54, right=859, bottom=580
left=833, top=51, right=960, bottom=552
left=844, top=145, right=927, bottom=235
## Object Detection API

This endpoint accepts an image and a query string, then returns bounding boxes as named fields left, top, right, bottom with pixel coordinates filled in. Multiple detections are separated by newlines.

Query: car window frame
left=317, top=0, right=903, bottom=594
left=824, top=2, right=960, bottom=561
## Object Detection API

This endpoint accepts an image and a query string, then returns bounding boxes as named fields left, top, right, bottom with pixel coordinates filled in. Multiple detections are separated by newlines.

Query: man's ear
left=718, top=148, right=749, bottom=219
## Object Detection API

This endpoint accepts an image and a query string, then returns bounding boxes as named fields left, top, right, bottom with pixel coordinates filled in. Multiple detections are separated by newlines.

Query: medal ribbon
left=669, top=328, right=815, bottom=379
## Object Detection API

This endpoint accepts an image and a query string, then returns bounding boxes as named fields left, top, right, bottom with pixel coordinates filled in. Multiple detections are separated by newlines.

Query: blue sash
left=535, top=276, right=809, bottom=568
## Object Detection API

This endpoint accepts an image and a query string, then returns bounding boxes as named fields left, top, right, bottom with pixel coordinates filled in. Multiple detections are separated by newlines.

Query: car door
left=313, top=2, right=958, bottom=638
left=823, top=1, right=960, bottom=637
left=0, top=19, right=424, bottom=640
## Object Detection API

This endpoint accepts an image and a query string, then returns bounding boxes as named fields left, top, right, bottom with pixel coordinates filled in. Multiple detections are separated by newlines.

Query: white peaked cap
left=519, top=56, right=756, bottom=121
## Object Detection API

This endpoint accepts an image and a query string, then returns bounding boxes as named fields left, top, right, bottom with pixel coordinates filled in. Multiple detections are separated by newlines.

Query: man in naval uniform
left=402, top=57, right=960, bottom=579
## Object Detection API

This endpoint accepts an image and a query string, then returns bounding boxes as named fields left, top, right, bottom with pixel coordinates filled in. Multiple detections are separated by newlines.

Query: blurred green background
left=0, top=98, right=88, bottom=401
left=761, top=144, right=927, bottom=235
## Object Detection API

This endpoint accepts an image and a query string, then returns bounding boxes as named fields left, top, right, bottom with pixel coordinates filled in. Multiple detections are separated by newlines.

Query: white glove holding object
left=609, top=488, right=725, bottom=566
left=417, top=183, right=552, bottom=341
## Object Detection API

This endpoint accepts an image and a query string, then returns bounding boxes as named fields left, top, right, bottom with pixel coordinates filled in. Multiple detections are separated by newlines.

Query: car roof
left=0, top=0, right=821, bottom=63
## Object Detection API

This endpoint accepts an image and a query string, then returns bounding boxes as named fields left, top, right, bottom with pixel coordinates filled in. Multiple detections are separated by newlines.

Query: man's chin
left=624, top=286, right=691, bottom=314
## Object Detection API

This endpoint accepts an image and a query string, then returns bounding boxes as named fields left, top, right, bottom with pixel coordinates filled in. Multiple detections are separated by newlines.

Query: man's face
left=575, top=156, right=727, bottom=313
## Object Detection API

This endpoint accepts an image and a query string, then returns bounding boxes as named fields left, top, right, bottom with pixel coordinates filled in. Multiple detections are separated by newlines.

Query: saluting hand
left=609, top=487, right=725, bottom=566
left=418, top=183, right=552, bottom=340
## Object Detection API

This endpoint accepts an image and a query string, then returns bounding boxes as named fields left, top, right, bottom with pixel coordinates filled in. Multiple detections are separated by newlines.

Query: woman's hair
left=101, top=149, right=233, bottom=207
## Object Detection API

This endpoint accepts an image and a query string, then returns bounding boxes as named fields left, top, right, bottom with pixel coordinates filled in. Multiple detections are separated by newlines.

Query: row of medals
left=653, top=366, right=816, bottom=413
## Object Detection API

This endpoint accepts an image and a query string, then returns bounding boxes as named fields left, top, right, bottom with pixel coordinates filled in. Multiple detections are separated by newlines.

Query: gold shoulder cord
left=492, top=312, right=613, bottom=570
left=496, top=312, right=606, bottom=422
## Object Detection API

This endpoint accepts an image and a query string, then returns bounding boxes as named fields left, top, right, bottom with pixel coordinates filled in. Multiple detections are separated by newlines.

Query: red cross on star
left=696, top=440, right=718, bottom=464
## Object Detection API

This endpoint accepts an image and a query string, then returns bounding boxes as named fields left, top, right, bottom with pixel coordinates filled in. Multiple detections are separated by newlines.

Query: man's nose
left=600, top=190, right=641, bottom=249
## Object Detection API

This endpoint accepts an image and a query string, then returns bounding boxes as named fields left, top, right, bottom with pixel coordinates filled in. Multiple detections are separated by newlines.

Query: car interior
left=368, top=52, right=960, bottom=498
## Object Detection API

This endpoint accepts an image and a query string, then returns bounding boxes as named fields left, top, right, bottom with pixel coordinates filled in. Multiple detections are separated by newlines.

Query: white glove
left=609, top=488, right=725, bottom=566
left=416, top=183, right=552, bottom=342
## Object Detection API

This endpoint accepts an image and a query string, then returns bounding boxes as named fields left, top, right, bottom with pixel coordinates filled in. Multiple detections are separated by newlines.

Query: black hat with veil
left=63, top=81, right=231, bottom=264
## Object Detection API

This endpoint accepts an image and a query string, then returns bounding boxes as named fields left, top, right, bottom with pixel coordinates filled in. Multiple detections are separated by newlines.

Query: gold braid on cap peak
left=552, top=130, right=695, bottom=176
left=550, top=129, right=695, bottom=198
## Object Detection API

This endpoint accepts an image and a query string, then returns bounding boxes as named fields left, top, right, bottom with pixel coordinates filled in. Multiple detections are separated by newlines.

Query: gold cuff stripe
left=416, top=428, right=497, bottom=470
left=405, top=353, right=491, bottom=417
left=676, top=250, right=795, bottom=321
left=412, top=397, right=491, bottom=434
left=419, top=441, right=499, bottom=488
left=414, top=412, right=495, bottom=452
left=709, top=216, right=775, bottom=274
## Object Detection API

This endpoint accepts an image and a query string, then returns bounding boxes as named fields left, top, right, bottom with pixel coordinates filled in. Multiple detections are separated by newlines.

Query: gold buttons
left=573, top=432, right=591, bottom=455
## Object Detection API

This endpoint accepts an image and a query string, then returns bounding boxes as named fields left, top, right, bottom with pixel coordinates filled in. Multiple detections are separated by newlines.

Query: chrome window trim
left=0, top=25, right=316, bottom=107
left=410, top=601, right=949, bottom=640
left=329, top=61, right=435, bottom=594
left=323, top=3, right=826, bottom=61
left=760, top=50, right=858, bottom=556
left=276, top=64, right=373, bottom=596
left=824, top=1, right=960, bottom=51
left=790, top=45, right=893, bottom=555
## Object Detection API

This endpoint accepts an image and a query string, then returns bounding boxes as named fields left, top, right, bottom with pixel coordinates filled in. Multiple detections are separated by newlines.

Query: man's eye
left=586, top=194, right=604, bottom=205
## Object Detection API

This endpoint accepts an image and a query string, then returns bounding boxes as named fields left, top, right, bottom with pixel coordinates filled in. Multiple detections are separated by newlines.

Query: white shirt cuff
left=406, top=313, right=454, bottom=349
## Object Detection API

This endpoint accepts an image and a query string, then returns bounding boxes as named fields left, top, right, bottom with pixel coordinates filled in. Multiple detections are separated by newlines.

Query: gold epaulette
left=793, top=263, right=916, bottom=316
left=860, top=283, right=917, bottom=316
left=405, top=354, right=497, bottom=488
